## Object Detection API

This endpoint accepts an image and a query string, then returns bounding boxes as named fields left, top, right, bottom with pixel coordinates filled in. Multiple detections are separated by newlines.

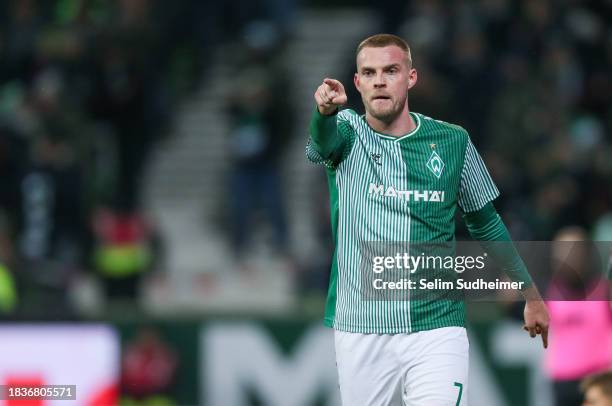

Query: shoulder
left=337, top=108, right=359, bottom=122
left=415, top=112, right=470, bottom=141
left=336, top=109, right=362, bottom=138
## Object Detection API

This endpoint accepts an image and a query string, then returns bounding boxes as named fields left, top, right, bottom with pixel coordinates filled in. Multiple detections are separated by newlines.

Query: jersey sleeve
left=457, top=137, right=500, bottom=212
left=463, top=202, right=533, bottom=288
left=306, top=108, right=355, bottom=168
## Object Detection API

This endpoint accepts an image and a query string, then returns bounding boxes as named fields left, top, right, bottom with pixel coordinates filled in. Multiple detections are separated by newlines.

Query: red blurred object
left=121, top=329, right=178, bottom=398
left=88, top=383, right=119, bottom=406
left=5, top=376, right=44, bottom=406
left=93, top=209, right=150, bottom=244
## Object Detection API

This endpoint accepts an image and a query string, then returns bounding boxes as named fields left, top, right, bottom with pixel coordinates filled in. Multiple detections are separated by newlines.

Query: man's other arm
left=463, top=203, right=550, bottom=348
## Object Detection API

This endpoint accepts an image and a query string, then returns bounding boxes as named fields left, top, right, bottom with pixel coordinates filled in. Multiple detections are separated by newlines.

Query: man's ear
left=407, top=68, right=418, bottom=90
left=354, top=72, right=361, bottom=93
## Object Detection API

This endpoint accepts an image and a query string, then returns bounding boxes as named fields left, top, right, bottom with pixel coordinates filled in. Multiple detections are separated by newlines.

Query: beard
left=363, top=94, right=407, bottom=122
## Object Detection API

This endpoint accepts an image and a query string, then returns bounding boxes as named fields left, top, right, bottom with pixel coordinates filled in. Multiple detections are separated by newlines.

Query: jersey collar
left=362, top=112, right=421, bottom=142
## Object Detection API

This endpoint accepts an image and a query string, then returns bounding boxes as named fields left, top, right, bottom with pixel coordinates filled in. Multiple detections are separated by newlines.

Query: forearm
left=308, top=106, right=344, bottom=159
left=463, top=203, right=534, bottom=289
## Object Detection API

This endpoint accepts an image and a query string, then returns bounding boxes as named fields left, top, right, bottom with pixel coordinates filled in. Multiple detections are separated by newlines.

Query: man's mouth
left=372, top=95, right=391, bottom=101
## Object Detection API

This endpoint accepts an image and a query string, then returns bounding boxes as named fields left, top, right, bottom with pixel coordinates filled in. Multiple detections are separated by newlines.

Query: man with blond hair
left=306, top=33, right=549, bottom=405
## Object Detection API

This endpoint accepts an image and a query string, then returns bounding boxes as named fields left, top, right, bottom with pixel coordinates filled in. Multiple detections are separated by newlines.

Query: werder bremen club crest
left=426, top=150, right=445, bottom=178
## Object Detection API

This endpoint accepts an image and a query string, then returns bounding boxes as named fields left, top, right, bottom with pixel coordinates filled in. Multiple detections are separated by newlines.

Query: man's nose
left=374, top=72, right=386, bottom=87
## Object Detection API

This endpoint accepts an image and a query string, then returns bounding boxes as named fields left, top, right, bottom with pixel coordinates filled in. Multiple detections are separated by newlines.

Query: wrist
left=317, top=104, right=339, bottom=116
left=522, top=285, right=543, bottom=302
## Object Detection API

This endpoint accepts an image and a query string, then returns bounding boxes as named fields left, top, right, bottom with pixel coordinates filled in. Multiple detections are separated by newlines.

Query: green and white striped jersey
left=307, top=109, right=499, bottom=333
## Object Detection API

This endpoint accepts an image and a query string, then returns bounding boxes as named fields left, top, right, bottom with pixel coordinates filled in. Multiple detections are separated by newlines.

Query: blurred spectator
left=88, top=12, right=158, bottom=212
left=581, top=372, right=612, bottom=406
left=10, top=123, right=85, bottom=319
left=92, top=209, right=160, bottom=301
left=121, top=327, right=178, bottom=404
left=16, top=85, right=86, bottom=265
left=545, top=227, right=612, bottom=406
left=225, top=22, right=294, bottom=262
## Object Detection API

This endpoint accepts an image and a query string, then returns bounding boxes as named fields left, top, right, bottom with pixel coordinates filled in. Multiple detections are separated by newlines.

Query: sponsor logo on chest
left=368, top=183, right=445, bottom=202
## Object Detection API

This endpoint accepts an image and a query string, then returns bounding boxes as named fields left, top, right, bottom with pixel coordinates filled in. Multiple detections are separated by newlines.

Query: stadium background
left=0, top=0, right=610, bottom=405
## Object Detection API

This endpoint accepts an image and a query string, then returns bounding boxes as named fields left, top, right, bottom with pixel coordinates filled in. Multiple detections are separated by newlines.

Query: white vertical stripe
left=458, top=138, right=499, bottom=212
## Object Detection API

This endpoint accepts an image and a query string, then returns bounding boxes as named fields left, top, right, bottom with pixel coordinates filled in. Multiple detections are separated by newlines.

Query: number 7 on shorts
left=454, top=382, right=463, bottom=406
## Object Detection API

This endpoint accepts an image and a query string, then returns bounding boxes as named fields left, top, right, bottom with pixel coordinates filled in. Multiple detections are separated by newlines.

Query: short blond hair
left=581, top=371, right=612, bottom=399
left=356, top=34, right=412, bottom=68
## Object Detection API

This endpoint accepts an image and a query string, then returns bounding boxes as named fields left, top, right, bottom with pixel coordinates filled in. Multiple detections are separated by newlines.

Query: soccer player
left=306, top=34, right=550, bottom=405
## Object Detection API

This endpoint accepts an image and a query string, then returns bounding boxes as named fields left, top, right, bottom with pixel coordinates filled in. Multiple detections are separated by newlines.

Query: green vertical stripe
left=323, top=169, right=339, bottom=325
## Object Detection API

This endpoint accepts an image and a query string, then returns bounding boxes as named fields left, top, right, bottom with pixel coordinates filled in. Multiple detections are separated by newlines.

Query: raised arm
left=308, top=78, right=349, bottom=161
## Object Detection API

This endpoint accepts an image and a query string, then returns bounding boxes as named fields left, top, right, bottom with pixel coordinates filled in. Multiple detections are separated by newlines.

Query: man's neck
left=366, top=105, right=415, bottom=137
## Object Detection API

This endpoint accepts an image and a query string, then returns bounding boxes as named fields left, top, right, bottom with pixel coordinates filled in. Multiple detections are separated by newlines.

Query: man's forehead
left=356, top=45, right=408, bottom=68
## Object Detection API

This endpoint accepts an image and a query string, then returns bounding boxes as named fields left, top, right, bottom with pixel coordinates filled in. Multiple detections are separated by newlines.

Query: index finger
left=323, top=78, right=341, bottom=90
left=541, top=325, right=549, bottom=349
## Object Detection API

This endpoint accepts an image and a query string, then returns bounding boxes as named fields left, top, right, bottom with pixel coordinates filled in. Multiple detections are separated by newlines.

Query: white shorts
left=334, top=327, right=469, bottom=406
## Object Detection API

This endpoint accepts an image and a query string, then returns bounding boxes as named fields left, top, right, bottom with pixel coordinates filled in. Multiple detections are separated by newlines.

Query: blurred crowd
left=0, top=0, right=224, bottom=318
